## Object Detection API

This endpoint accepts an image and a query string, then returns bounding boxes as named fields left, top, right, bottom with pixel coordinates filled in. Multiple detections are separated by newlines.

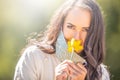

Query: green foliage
left=97, top=0, right=120, bottom=79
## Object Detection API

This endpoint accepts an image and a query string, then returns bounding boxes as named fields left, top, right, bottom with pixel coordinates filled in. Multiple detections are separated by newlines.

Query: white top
left=14, top=46, right=110, bottom=80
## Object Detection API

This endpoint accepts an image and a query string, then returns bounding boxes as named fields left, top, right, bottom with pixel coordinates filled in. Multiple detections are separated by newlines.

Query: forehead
left=65, top=7, right=91, bottom=27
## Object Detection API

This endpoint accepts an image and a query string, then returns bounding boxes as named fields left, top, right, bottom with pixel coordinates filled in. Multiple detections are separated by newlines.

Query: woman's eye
left=67, top=25, right=75, bottom=30
left=82, top=28, right=89, bottom=32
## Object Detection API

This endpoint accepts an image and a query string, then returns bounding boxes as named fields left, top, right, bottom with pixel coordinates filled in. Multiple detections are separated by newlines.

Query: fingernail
left=77, top=62, right=81, bottom=66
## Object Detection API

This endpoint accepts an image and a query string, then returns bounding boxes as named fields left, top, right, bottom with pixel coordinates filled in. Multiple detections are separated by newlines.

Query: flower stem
left=70, top=48, right=74, bottom=60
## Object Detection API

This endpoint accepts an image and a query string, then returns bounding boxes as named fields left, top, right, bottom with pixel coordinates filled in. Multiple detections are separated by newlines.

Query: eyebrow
left=67, top=23, right=90, bottom=29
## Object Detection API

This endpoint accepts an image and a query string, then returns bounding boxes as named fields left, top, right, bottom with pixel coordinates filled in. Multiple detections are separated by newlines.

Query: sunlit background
left=0, top=0, right=120, bottom=80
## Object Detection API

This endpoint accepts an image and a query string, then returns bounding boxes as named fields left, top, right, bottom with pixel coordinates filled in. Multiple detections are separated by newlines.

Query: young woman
left=14, top=0, right=110, bottom=80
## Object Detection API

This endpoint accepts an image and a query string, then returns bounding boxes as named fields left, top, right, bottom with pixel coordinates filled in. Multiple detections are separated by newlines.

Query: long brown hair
left=27, top=0, right=105, bottom=80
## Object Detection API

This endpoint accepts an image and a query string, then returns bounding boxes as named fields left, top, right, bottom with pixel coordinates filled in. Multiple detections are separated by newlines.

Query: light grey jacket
left=14, top=46, right=110, bottom=80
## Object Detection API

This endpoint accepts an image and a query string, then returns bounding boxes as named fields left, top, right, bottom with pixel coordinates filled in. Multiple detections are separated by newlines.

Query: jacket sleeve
left=14, top=46, right=41, bottom=80
left=101, top=64, right=110, bottom=80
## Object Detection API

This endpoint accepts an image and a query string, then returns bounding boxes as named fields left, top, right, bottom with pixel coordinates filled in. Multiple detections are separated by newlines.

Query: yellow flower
left=67, top=38, right=83, bottom=53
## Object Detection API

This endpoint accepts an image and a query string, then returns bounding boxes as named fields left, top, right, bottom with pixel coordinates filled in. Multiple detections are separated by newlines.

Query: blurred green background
left=0, top=0, right=120, bottom=80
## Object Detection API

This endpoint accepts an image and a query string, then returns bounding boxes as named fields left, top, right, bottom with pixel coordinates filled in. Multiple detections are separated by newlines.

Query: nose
left=74, top=31, right=81, bottom=40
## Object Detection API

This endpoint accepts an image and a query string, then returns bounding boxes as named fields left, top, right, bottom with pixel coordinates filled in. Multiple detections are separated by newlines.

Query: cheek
left=81, top=32, right=87, bottom=45
left=63, top=28, right=74, bottom=41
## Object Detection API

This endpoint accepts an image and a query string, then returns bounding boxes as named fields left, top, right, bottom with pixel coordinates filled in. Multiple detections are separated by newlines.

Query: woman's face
left=63, top=7, right=91, bottom=46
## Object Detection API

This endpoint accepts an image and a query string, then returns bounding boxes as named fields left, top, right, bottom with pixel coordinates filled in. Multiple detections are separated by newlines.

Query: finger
left=56, top=64, right=69, bottom=75
left=76, top=62, right=87, bottom=73
left=68, top=68, right=86, bottom=80
left=65, top=61, right=87, bottom=76
left=56, top=72, right=67, bottom=80
left=65, top=61, right=82, bottom=74
left=68, top=73, right=78, bottom=80
left=62, top=71, right=68, bottom=79
left=60, top=60, right=73, bottom=65
left=60, top=60, right=87, bottom=75
left=68, top=64, right=82, bottom=75
left=66, top=62, right=87, bottom=80
left=56, top=68, right=68, bottom=80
